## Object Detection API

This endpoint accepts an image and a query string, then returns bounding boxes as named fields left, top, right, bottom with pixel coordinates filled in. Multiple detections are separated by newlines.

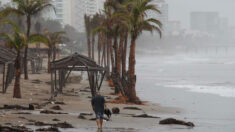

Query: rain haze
left=0, top=0, right=235, bottom=132
left=166, top=0, right=235, bottom=28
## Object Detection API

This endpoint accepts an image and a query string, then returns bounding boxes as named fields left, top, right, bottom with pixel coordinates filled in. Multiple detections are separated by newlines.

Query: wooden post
left=2, top=64, right=5, bottom=93
left=98, top=71, right=106, bottom=91
left=54, top=70, right=57, bottom=91
left=50, top=69, right=54, bottom=99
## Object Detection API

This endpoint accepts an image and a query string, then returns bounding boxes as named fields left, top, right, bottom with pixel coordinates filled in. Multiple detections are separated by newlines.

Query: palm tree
left=41, top=30, right=67, bottom=73
left=0, top=0, right=54, bottom=80
left=124, top=0, right=162, bottom=102
left=0, top=21, right=47, bottom=98
left=84, top=15, right=92, bottom=58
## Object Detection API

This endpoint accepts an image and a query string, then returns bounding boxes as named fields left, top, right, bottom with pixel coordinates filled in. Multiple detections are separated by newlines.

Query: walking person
left=91, top=92, right=107, bottom=129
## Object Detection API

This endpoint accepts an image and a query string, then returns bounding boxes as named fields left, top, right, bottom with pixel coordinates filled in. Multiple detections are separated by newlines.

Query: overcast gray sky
left=166, top=0, right=235, bottom=29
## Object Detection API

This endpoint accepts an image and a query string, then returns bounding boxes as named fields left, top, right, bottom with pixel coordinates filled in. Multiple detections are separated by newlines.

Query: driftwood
left=50, top=105, right=62, bottom=110
left=13, top=112, right=32, bottom=115
left=123, top=107, right=142, bottom=110
left=36, top=127, right=60, bottom=132
left=132, top=114, right=160, bottom=118
left=27, top=120, right=73, bottom=128
left=79, top=113, right=93, bottom=116
left=53, top=122, right=74, bottom=128
left=40, top=110, right=67, bottom=114
left=0, top=125, right=32, bottom=132
left=78, top=115, right=86, bottom=119
left=52, top=118, right=60, bottom=122
left=55, top=102, right=66, bottom=105
left=1, top=104, right=34, bottom=110
left=159, top=118, right=195, bottom=127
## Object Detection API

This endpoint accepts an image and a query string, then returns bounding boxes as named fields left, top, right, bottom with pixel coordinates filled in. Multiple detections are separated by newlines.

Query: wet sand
left=0, top=73, right=182, bottom=131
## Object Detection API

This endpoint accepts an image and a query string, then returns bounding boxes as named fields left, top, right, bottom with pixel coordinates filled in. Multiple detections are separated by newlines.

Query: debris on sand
left=112, top=107, right=120, bottom=114
left=50, top=105, right=62, bottom=110
left=159, top=118, right=195, bottom=127
left=31, top=79, right=42, bottom=84
left=0, top=125, right=32, bottom=132
left=0, top=104, right=34, bottom=110
left=27, top=120, right=73, bottom=129
left=79, top=113, right=93, bottom=116
left=36, top=127, right=60, bottom=132
left=132, top=114, right=160, bottom=118
left=52, top=122, right=74, bottom=128
left=55, top=102, right=66, bottom=105
left=123, top=107, right=142, bottom=110
left=78, top=114, right=86, bottom=119
left=34, top=121, right=51, bottom=126
left=52, top=118, right=60, bottom=121
left=40, top=110, right=67, bottom=114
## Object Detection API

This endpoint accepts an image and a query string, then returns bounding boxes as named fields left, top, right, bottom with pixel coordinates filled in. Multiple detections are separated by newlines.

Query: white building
left=51, top=0, right=73, bottom=25
left=71, top=0, right=104, bottom=32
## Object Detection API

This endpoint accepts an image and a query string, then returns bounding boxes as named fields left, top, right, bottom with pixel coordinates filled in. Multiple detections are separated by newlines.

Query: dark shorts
left=95, top=112, right=104, bottom=119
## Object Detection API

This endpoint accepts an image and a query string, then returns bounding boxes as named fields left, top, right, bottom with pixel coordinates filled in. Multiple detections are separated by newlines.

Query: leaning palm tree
left=124, top=0, right=162, bottom=102
left=0, top=0, right=54, bottom=80
left=0, top=21, right=47, bottom=98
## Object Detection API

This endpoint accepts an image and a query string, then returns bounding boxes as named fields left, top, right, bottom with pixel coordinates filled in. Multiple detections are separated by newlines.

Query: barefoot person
left=91, top=92, right=107, bottom=129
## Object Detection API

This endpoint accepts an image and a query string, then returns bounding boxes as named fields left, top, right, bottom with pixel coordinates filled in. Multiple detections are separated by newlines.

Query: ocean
left=136, top=52, right=235, bottom=132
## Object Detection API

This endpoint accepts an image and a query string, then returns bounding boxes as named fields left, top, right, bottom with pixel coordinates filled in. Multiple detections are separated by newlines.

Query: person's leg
left=100, top=119, right=103, bottom=129
left=96, top=119, right=101, bottom=129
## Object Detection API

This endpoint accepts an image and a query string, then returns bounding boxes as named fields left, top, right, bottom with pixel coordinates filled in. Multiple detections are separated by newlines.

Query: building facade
left=71, top=0, right=103, bottom=32
left=190, top=12, right=220, bottom=34
left=51, top=0, right=73, bottom=25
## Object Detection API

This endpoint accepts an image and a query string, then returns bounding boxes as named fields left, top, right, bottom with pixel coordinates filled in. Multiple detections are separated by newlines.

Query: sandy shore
left=0, top=73, right=182, bottom=131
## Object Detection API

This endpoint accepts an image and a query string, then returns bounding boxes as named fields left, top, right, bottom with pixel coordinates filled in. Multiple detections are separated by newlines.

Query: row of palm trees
left=85, top=0, right=162, bottom=103
left=0, top=0, right=66, bottom=98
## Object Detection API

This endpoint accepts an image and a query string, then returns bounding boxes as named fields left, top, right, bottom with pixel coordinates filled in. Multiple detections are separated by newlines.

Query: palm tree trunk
left=92, top=34, right=95, bottom=60
left=112, top=35, right=119, bottom=94
left=53, top=45, right=56, bottom=61
left=127, top=37, right=137, bottom=102
left=103, top=41, right=106, bottom=67
left=87, top=36, right=91, bottom=58
left=117, top=34, right=124, bottom=73
left=107, top=38, right=111, bottom=76
left=48, top=48, right=52, bottom=73
left=98, top=34, right=102, bottom=65
left=24, top=15, right=31, bottom=80
left=13, top=51, right=22, bottom=98
left=122, top=33, right=128, bottom=77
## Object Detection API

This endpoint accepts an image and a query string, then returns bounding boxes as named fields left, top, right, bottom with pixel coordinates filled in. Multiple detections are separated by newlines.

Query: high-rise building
left=71, top=0, right=102, bottom=32
left=147, top=0, right=168, bottom=33
left=51, top=0, right=73, bottom=25
left=190, top=12, right=220, bottom=34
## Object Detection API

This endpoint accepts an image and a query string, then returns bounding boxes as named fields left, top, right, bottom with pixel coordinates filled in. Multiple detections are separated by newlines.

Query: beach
left=0, top=72, right=181, bottom=132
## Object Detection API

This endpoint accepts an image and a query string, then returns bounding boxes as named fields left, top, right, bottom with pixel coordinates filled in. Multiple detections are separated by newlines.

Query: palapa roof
left=51, top=53, right=105, bottom=71
left=0, top=46, right=38, bottom=64
left=0, top=46, right=16, bottom=64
